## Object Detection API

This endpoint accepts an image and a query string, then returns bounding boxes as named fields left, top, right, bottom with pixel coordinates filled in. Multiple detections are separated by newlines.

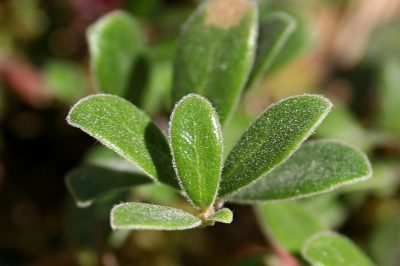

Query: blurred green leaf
left=66, top=166, right=152, bottom=207
left=220, top=95, right=332, bottom=198
left=170, top=94, right=223, bottom=208
left=256, top=201, right=325, bottom=252
left=232, top=140, right=372, bottom=202
left=301, top=194, right=348, bottom=229
left=87, top=11, right=144, bottom=98
left=260, top=2, right=312, bottom=72
left=246, top=11, right=296, bottom=91
left=302, top=232, right=375, bottom=266
left=83, top=145, right=139, bottom=173
left=43, top=60, right=87, bottom=104
left=111, top=202, right=201, bottom=230
left=378, top=59, right=400, bottom=135
left=67, top=94, right=178, bottom=188
left=173, top=0, right=258, bottom=123
left=141, top=61, right=172, bottom=115
left=207, top=208, right=233, bottom=224
left=222, top=110, right=252, bottom=157
left=369, top=214, right=400, bottom=266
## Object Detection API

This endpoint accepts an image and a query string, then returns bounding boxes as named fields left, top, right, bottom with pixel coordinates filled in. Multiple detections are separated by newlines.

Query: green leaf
left=67, top=94, right=178, bottom=188
left=43, top=60, right=87, bottom=104
left=256, top=202, right=325, bottom=252
left=232, top=140, right=372, bottom=202
left=65, top=166, right=152, bottom=208
left=172, top=0, right=258, bottom=123
left=220, top=94, right=332, bottom=198
left=208, top=208, right=233, bottom=224
left=111, top=202, right=202, bottom=230
left=170, top=94, right=223, bottom=208
left=245, top=11, right=296, bottom=91
left=302, top=232, right=375, bottom=266
left=87, top=11, right=144, bottom=97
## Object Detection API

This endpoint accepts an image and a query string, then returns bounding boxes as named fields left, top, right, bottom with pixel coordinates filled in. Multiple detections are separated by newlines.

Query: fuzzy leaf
left=111, top=202, right=202, bottom=230
left=232, top=140, right=372, bottom=202
left=66, top=166, right=152, bottom=208
left=256, top=202, right=325, bottom=252
left=170, top=94, right=223, bottom=208
left=219, top=95, right=332, bottom=198
left=207, top=208, right=233, bottom=224
left=67, top=94, right=178, bottom=188
left=302, top=232, right=375, bottom=266
left=246, top=11, right=296, bottom=91
left=172, top=0, right=258, bottom=123
left=87, top=11, right=144, bottom=97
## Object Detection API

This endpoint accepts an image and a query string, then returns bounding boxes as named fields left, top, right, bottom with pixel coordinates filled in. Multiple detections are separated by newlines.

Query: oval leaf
left=256, top=202, right=325, bottom=252
left=111, top=202, right=202, bottom=230
left=245, top=11, right=297, bottom=91
left=207, top=208, right=233, bottom=224
left=66, top=166, right=152, bottom=208
left=67, top=94, right=178, bottom=188
left=219, top=94, right=332, bottom=198
left=87, top=11, right=144, bottom=97
left=302, top=232, right=375, bottom=266
left=170, top=94, right=223, bottom=208
left=172, top=0, right=258, bottom=123
left=231, top=140, right=372, bottom=202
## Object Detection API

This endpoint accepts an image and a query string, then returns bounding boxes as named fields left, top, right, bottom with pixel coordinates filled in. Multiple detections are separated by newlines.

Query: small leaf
left=232, top=140, right=372, bottom=202
left=207, top=208, right=233, bottom=224
left=170, top=94, right=223, bottom=208
left=66, top=166, right=152, bottom=207
left=245, top=11, right=296, bottom=91
left=220, top=94, right=332, bottom=198
left=172, top=0, right=258, bottom=123
left=256, top=202, right=325, bottom=252
left=302, top=232, right=375, bottom=266
left=67, top=94, right=178, bottom=188
left=111, top=202, right=202, bottom=230
left=87, top=11, right=144, bottom=97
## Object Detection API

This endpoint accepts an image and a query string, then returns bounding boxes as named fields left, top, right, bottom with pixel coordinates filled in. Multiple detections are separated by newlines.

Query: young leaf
left=207, top=208, right=233, bottom=224
left=219, top=94, right=332, bottom=198
left=67, top=94, right=178, bottom=188
left=232, top=140, right=372, bottom=202
left=66, top=166, right=152, bottom=208
left=111, top=202, right=202, bottom=230
left=170, top=94, right=223, bottom=208
left=172, top=0, right=258, bottom=123
left=302, top=232, right=375, bottom=266
left=256, top=202, right=325, bottom=252
left=87, top=11, right=144, bottom=97
left=245, top=11, right=296, bottom=91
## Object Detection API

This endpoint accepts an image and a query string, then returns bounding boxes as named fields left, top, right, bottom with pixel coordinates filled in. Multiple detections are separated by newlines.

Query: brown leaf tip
left=205, top=0, right=253, bottom=29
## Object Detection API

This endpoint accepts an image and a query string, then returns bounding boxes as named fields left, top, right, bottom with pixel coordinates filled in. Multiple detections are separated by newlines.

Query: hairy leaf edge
left=228, top=139, right=373, bottom=204
left=169, top=93, right=224, bottom=209
left=208, top=208, right=233, bottom=224
left=67, top=94, right=162, bottom=184
left=110, top=203, right=202, bottom=230
left=221, top=94, right=333, bottom=199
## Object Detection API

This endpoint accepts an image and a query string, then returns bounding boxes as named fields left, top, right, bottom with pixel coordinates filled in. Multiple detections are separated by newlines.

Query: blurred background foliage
left=0, top=0, right=399, bottom=265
